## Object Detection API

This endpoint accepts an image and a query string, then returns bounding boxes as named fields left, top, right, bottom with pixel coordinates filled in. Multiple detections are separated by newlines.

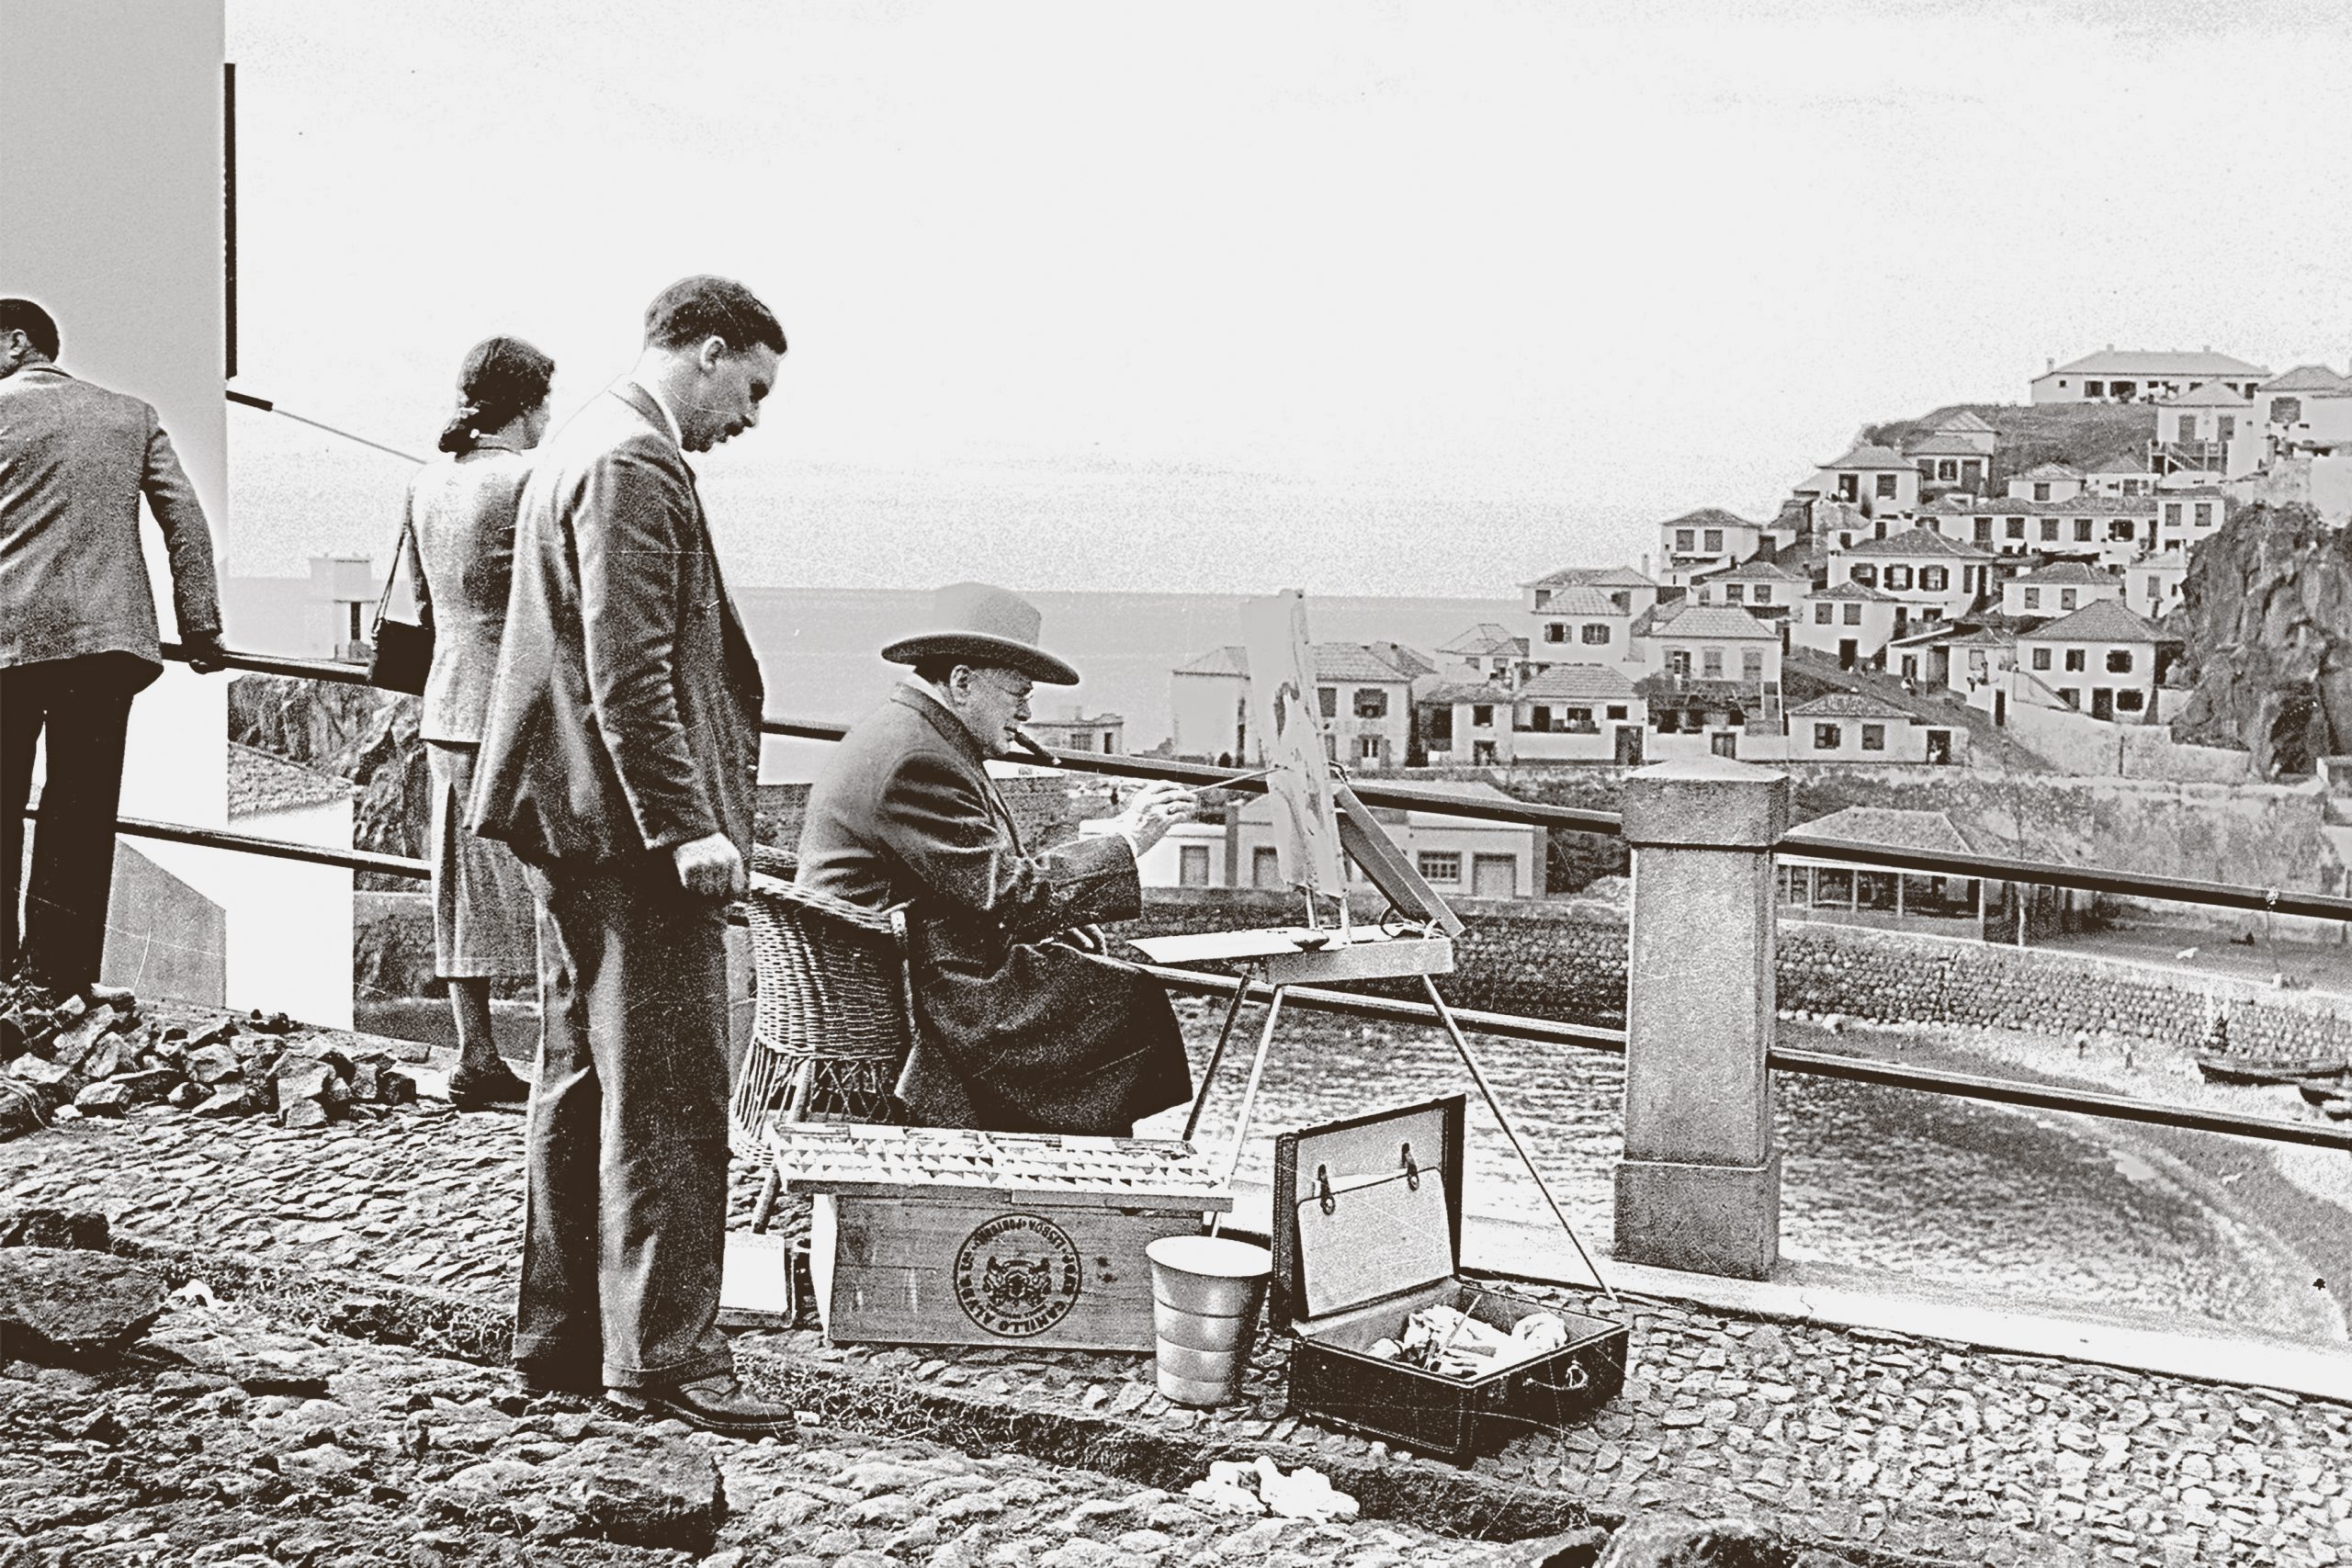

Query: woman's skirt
left=427, top=740, right=538, bottom=980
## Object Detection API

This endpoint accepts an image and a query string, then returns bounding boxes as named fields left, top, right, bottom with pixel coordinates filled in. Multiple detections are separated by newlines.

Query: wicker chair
left=730, top=851, right=919, bottom=1229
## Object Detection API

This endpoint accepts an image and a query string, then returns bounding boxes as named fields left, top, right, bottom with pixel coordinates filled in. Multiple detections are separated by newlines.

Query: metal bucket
left=1146, top=1235, right=1271, bottom=1408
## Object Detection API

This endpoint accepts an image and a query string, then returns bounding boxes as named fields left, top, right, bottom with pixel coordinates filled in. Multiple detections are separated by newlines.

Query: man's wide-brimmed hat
left=881, top=581, right=1081, bottom=686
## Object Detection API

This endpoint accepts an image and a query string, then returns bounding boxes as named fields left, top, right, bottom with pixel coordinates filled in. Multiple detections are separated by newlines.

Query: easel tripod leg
left=1183, top=967, right=1257, bottom=1143
left=1210, top=984, right=1287, bottom=1238
left=1419, top=975, right=1621, bottom=1308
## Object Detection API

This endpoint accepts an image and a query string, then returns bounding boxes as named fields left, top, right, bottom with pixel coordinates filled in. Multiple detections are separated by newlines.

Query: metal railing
left=23, top=637, right=2339, bottom=1157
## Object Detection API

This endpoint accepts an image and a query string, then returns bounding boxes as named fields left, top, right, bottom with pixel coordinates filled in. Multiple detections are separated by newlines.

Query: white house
left=2014, top=599, right=2176, bottom=724
left=2006, top=463, right=2086, bottom=503
left=1140, top=783, right=1545, bottom=900
left=1918, top=494, right=2158, bottom=564
left=1026, top=708, right=1125, bottom=755
left=2154, top=382, right=2260, bottom=478
left=1797, top=442, right=1920, bottom=514
left=2084, top=464, right=2157, bottom=498
left=1527, top=584, right=1639, bottom=665
left=2153, top=490, right=2228, bottom=553
left=1634, top=601, right=1783, bottom=689
left=2030, top=349, right=2270, bottom=405
left=2256, top=366, right=2352, bottom=457
left=1905, top=433, right=1991, bottom=494
left=1921, top=410, right=1997, bottom=456
left=2125, top=553, right=2188, bottom=621
left=1829, top=526, right=1994, bottom=625
left=1526, top=565, right=1659, bottom=618
left=1784, top=693, right=1962, bottom=765
left=1690, top=558, right=1810, bottom=620
left=2001, top=560, right=2122, bottom=620
left=1792, top=581, right=1902, bottom=666
left=1168, top=641, right=1430, bottom=769
left=1438, top=623, right=1528, bottom=683
left=1945, top=627, right=2016, bottom=716
left=1510, top=664, right=1645, bottom=764
left=1655, top=510, right=1765, bottom=588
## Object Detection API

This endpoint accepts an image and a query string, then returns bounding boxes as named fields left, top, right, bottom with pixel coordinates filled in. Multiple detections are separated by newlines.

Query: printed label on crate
left=953, top=1213, right=1082, bottom=1337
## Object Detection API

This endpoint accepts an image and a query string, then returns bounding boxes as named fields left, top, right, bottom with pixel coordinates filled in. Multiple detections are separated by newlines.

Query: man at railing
left=1, top=297, right=226, bottom=1004
left=797, top=582, right=1198, bottom=1136
left=469, top=276, right=793, bottom=1439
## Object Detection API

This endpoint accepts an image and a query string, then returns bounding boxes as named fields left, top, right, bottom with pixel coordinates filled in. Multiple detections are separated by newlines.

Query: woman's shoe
left=446, top=1059, right=531, bottom=1112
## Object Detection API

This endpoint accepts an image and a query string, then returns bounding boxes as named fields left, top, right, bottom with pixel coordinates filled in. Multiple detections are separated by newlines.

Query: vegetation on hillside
left=1865, top=401, right=2154, bottom=481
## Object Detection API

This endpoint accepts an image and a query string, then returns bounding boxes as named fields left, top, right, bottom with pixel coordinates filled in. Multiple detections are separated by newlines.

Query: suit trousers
left=515, top=860, right=736, bottom=1392
left=1, top=655, right=145, bottom=991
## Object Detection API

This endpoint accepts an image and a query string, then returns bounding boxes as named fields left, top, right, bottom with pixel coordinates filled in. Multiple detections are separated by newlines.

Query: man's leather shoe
left=605, top=1374, right=797, bottom=1438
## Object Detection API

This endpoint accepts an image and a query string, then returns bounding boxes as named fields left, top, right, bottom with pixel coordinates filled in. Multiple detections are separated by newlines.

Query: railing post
left=1615, top=756, right=1788, bottom=1280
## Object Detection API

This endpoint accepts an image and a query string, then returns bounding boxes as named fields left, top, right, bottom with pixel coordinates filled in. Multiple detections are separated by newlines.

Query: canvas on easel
left=1238, top=590, right=1343, bottom=898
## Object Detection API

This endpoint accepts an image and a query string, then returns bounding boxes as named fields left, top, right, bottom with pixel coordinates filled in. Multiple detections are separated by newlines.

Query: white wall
left=3, top=1, right=231, bottom=840
left=223, top=798, right=355, bottom=1029
left=1170, top=671, right=1249, bottom=761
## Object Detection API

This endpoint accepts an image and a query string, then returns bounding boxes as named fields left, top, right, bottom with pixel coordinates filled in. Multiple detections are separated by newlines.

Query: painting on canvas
left=1239, top=591, right=1343, bottom=896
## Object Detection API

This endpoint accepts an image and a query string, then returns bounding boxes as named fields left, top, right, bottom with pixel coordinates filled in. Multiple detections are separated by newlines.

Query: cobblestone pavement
left=1, top=1291, right=1554, bottom=1567
left=6, top=1010, right=2352, bottom=1565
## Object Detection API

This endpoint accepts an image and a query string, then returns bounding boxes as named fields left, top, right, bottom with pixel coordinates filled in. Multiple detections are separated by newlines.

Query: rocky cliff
left=227, top=676, right=429, bottom=885
left=2168, top=502, right=2352, bottom=776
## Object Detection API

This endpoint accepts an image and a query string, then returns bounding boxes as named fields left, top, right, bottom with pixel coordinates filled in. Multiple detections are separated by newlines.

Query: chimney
left=2045, top=356, right=2054, bottom=373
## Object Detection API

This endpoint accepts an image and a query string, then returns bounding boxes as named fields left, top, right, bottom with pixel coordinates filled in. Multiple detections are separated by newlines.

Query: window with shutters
left=1703, top=528, right=1724, bottom=551
left=2107, top=649, right=2132, bottom=673
left=2033, top=482, right=2052, bottom=502
left=2041, top=518, right=2060, bottom=542
left=1920, top=566, right=1947, bottom=592
left=2031, top=648, right=2052, bottom=671
left=1848, top=564, right=1877, bottom=587
left=2195, top=502, right=2214, bottom=526
left=1580, top=623, right=1610, bottom=645
left=2060, top=590, right=2077, bottom=611
left=1353, top=689, right=1387, bottom=718
left=1814, top=604, right=1834, bottom=624
left=1876, top=473, right=1898, bottom=498
left=2023, top=587, right=2041, bottom=610
left=1472, top=705, right=1493, bottom=727
left=2165, top=502, right=2183, bottom=526
left=2074, top=519, right=2093, bottom=541
left=1742, top=649, right=1764, bottom=682
left=1702, top=649, right=1724, bottom=679
left=1675, top=529, right=1695, bottom=550
left=1843, top=604, right=1862, bottom=625
left=1813, top=724, right=1841, bottom=750
left=1860, top=724, right=1885, bottom=750
left=1545, top=623, right=1566, bottom=642
left=1725, top=584, right=1745, bottom=603
left=2064, top=649, right=2086, bottom=672
left=2117, top=689, right=2145, bottom=712
left=1883, top=565, right=1913, bottom=591
left=1318, top=687, right=1337, bottom=717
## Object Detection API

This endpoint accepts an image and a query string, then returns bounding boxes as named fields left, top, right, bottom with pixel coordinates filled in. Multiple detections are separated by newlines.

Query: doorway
left=1613, top=726, right=1644, bottom=765
left=1472, top=854, right=1517, bottom=898
left=1838, top=638, right=1857, bottom=671
left=2091, top=689, right=2114, bottom=721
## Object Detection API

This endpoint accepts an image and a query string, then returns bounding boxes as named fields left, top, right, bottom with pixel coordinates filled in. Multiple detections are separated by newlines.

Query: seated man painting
left=797, top=582, right=1195, bottom=1136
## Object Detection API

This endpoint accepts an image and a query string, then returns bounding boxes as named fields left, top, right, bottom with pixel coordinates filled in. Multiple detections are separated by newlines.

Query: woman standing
left=405, top=336, right=555, bottom=1111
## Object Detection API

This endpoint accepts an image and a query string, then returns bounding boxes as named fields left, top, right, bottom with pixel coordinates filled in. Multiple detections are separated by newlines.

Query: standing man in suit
left=470, top=276, right=789, bottom=1437
left=0, top=298, right=226, bottom=1002
left=797, top=582, right=1197, bottom=1135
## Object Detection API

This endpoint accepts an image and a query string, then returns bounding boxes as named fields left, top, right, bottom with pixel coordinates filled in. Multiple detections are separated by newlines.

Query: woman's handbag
left=366, top=506, right=434, bottom=695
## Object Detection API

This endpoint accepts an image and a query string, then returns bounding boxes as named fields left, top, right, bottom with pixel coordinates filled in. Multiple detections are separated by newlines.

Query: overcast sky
left=223, top=0, right=2352, bottom=594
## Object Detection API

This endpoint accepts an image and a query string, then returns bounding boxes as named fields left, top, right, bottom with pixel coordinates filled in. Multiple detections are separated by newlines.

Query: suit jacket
left=404, top=445, right=531, bottom=745
left=0, top=365, right=220, bottom=677
left=797, top=685, right=1193, bottom=1136
left=470, top=384, right=764, bottom=873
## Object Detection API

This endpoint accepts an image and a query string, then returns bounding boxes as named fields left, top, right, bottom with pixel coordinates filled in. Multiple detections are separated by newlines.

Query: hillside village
left=1150, top=351, right=2352, bottom=912
left=1169, top=349, right=2352, bottom=781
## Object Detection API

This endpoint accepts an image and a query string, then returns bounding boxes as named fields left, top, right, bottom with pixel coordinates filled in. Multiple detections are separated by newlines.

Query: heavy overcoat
left=797, top=686, right=1193, bottom=1135
left=469, top=384, right=763, bottom=870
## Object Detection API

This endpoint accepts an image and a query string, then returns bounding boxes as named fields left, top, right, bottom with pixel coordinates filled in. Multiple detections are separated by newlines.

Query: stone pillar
left=1615, top=757, right=1788, bottom=1280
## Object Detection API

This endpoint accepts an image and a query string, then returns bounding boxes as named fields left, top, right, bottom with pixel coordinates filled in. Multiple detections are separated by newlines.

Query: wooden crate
left=773, top=1123, right=1232, bottom=1351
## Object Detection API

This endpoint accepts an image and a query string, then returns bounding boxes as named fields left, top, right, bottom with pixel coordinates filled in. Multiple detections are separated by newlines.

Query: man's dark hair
left=910, top=657, right=968, bottom=686
left=643, top=276, right=786, bottom=356
left=0, top=299, right=60, bottom=360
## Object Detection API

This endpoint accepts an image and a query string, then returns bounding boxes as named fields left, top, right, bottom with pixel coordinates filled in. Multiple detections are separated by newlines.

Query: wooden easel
left=1130, top=783, right=1620, bottom=1305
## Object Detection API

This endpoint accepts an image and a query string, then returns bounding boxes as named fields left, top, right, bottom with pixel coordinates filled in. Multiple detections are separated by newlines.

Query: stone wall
left=356, top=882, right=2352, bottom=1062
left=1121, top=892, right=2352, bottom=1060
